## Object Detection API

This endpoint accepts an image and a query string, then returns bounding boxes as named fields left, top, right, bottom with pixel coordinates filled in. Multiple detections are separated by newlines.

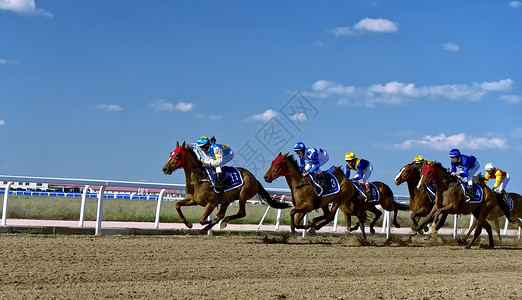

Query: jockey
left=449, top=148, right=480, bottom=198
left=293, top=142, right=329, bottom=186
left=196, top=136, right=234, bottom=190
left=484, top=163, right=510, bottom=194
left=412, top=155, right=433, bottom=169
left=345, top=152, right=373, bottom=200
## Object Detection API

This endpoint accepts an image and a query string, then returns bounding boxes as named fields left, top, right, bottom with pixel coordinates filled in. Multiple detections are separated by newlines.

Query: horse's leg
left=464, top=216, right=477, bottom=240
left=392, top=208, right=401, bottom=228
left=316, top=202, right=342, bottom=230
left=175, top=197, right=198, bottom=229
left=199, top=200, right=220, bottom=233
left=312, top=207, right=329, bottom=224
left=221, top=198, right=248, bottom=229
left=466, top=209, right=494, bottom=249
left=290, top=203, right=310, bottom=234
left=367, top=205, right=382, bottom=235
left=357, top=213, right=367, bottom=240
left=434, top=212, right=449, bottom=231
left=491, top=217, right=502, bottom=242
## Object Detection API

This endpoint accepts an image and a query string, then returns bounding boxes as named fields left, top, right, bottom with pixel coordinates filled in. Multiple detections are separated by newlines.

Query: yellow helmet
left=345, top=152, right=355, bottom=161
left=413, top=155, right=424, bottom=162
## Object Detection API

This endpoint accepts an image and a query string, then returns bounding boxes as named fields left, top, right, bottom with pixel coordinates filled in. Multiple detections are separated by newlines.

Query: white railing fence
left=1, top=175, right=519, bottom=239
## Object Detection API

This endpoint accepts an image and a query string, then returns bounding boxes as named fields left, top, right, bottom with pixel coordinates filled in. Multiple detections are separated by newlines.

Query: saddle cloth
left=309, top=171, right=340, bottom=197
left=352, top=182, right=380, bottom=203
left=204, top=166, right=244, bottom=193
left=460, top=183, right=483, bottom=203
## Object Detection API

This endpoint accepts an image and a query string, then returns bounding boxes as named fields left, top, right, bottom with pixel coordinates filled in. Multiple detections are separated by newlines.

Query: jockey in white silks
left=196, top=136, right=234, bottom=190
left=293, top=142, right=329, bottom=187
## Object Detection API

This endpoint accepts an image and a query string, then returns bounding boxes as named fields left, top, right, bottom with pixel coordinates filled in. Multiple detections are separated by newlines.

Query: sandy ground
left=0, top=233, right=521, bottom=299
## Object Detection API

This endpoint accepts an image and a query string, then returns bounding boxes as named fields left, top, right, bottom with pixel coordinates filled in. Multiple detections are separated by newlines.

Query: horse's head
left=162, top=141, right=187, bottom=175
left=264, top=152, right=293, bottom=183
left=394, top=164, right=415, bottom=186
left=417, top=162, right=436, bottom=190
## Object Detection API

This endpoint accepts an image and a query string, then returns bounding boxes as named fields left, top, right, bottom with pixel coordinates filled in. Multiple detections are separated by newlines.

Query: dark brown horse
left=263, top=153, right=362, bottom=237
left=415, top=162, right=501, bottom=249
left=394, top=163, right=435, bottom=233
left=345, top=180, right=407, bottom=235
left=162, top=141, right=290, bottom=233
left=465, top=192, right=522, bottom=241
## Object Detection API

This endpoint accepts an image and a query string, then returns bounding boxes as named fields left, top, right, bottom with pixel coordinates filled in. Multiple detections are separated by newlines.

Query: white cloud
left=151, top=100, right=194, bottom=112
left=500, top=95, right=522, bottom=104
left=292, top=113, right=307, bottom=121
left=0, top=120, right=5, bottom=126
left=480, top=78, right=513, bottom=91
left=354, top=18, right=398, bottom=33
left=305, top=78, right=515, bottom=107
left=0, top=59, right=17, bottom=64
left=509, top=1, right=521, bottom=8
left=243, top=109, right=277, bottom=122
left=331, top=18, right=398, bottom=36
left=175, top=102, right=194, bottom=112
left=394, top=133, right=508, bottom=150
left=95, top=104, right=123, bottom=112
left=196, top=114, right=221, bottom=121
left=442, top=42, right=460, bottom=51
left=0, top=0, right=52, bottom=17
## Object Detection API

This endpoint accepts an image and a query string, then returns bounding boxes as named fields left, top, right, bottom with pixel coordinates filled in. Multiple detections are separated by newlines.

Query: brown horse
left=346, top=180, right=407, bottom=235
left=162, top=141, right=290, bottom=233
left=263, top=153, right=362, bottom=237
left=394, top=163, right=435, bottom=233
left=465, top=192, right=522, bottom=241
left=415, top=162, right=501, bottom=249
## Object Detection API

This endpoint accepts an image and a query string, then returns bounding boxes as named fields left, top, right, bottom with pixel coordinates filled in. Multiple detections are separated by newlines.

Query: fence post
left=79, top=185, right=91, bottom=227
left=154, top=189, right=166, bottom=229
left=302, top=214, right=308, bottom=237
left=332, top=208, right=339, bottom=232
left=95, top=186, right=106, bottom=235
left=453, top=214, right=458, bottom=239
left=258, top=205, right=271, bottom=230
left=1, top=181, right=13, bottom=226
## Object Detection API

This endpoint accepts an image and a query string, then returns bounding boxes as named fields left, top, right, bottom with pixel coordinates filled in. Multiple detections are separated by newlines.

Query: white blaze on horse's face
left=394, top=167, right=405, bottom=184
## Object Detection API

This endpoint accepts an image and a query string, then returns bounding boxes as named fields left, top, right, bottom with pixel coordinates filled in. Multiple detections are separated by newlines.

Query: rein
left=270, top=156, right=294, bottom=178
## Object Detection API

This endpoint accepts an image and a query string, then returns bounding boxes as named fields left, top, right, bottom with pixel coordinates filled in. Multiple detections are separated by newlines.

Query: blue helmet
left=293, top=142, right=306, bottom=152
left=449, top=148, right=461, bottom=157
left=197, top=136, right=210, bottom=147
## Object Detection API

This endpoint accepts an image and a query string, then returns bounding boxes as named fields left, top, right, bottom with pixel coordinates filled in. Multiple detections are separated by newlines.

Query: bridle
left=270, top=155, right=294, bottom=178
left=169, top=146, right=196, bottom=170
left=420, top=164, right=436, bottom=184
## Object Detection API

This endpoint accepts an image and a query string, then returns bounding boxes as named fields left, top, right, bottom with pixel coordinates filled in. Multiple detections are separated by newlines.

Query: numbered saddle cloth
left=352, top=182, right=380, bottom=203
left=460, top=183, right=483, bottom=203
left=204, top=167, right=244, bottom=193
left=309, top=172, right=340, bottom=197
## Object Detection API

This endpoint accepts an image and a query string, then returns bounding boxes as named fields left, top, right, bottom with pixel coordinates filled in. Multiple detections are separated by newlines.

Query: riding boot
left=214, top=172, right=224, bottom=191
left=466, top=184, right=474, bottom=200
left=365, top=183, right=372, bottom=201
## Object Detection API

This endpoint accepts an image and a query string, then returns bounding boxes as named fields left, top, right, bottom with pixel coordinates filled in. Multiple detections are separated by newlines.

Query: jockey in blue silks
left=449, top=148, right=480, bottom=198
left=293, top=142, right=329, bottom=187
left=345, top=152, right=373, bottom=200
left=197, top=136, right=234, bottom=190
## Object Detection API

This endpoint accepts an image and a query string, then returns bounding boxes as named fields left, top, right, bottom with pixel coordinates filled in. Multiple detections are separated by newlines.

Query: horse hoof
left=370, top=228, right=375, bottom=235
left=308, top=228, right=316, bottom=236
left=220, top=221, right=228, bottom=230
left=185, top=222, right=193, bottom=229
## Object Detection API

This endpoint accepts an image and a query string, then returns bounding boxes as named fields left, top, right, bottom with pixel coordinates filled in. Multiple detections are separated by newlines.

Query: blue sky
left=1, top=0, right=521, bottom=196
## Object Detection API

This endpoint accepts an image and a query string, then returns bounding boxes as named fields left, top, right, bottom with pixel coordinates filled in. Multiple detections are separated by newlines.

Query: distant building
left=1, top=181, right=48, bottom=191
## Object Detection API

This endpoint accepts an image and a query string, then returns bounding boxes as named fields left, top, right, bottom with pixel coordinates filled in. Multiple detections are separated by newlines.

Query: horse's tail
left=495, top=192, right=514, bottom=223
left=256, top=180, right=291, bottom=209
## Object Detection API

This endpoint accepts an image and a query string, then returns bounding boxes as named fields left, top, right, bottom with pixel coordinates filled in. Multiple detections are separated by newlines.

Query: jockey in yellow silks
left=484, top=163, right=510, bottom=193
left=196, top=136, right=234, bottom=189
left=345, top=152, right=373, bottom=200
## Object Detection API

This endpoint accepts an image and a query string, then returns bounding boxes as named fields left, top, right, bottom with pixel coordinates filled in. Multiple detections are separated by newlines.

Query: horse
left=465, top=192, right=522, bottom=241
left=263, top=152, right=362, bottom=237
left=345, top=179, right=408, bottom=235
left=415, top=162, right=506, bottom=249
left=162, top=141, right=291, bottom=234
left=394, top=163, right=435, bottom=233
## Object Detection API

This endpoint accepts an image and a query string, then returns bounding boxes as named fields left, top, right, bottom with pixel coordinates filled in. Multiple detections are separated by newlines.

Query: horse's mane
left=287, top=154, right=301, bottom=171
left=431, top=161, right=451, bottom=176
left=185, top=144, right=203, bottom=167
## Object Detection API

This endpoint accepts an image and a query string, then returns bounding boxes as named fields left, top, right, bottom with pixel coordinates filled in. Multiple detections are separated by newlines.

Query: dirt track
left=0, top=233, right=521, bottom=299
